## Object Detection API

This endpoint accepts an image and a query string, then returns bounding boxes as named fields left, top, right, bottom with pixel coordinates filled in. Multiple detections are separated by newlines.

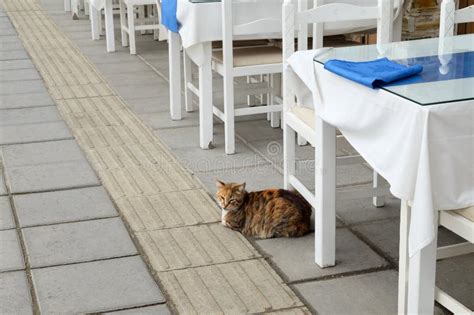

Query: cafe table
left=165, top=0, right=403, bottom=149
left=286, top=34, right=474, bottom=314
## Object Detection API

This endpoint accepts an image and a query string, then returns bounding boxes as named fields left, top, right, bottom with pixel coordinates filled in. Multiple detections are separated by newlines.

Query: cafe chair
left=210, top=0, right=284, bottom=154
left=119, top=0, right=165, bottom=54
left=282, top=0, right=394, bottom=267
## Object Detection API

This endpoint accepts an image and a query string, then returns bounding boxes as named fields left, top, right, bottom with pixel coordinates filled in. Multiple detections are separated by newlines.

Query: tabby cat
left=215, top=180, right=312, bottom=238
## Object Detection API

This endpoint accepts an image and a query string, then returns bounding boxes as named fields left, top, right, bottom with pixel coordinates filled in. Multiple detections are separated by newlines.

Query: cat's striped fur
left=216, top=181, right=312, bottom=238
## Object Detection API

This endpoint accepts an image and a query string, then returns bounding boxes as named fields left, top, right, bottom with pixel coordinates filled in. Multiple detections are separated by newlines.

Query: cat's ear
left=216, top=180, right=226, bottom=188
left=235, top=182, right=246, bottom=192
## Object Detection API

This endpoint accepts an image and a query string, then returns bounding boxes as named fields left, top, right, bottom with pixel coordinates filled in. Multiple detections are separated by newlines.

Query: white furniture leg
left=398, top=200, right=410, bottom=314
left=64, top=0, right=71, bottom=11
left=223, top=56, right=235, bottom=155
left=119, top=0, right=128, bottom=47
left=90, top=4, right=100, bottom=40
left=372, top=171, right=385, bottom=207
left=104, top=0, right=115, bottom=52
left=71, top=0, right=79, bottom=18
left=269, top=74, right=279, bottom=128
left=183, top=51, right=194, bottom=112
left=315, top=116, right=336, bottom=267
left=84, top=0, right=90, bottom=16
left=407, top=211, right=438, bottom=315
left=169, top=31, right=182, bottom=120
left=127, top=4, right=136, bottom=54
left=198, top=42, right=214, bottom=150
left=283, top=124, right=296, bottom=189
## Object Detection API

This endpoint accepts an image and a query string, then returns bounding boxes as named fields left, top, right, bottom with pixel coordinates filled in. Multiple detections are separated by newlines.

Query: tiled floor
left=1, top=0, right=472, bottom=313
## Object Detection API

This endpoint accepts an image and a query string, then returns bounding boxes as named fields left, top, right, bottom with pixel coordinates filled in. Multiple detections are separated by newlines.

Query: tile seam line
left=4, top=2, right=306, bottom=312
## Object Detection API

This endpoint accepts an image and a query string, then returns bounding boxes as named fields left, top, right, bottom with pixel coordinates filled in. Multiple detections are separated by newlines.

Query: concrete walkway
left=1, top=0, right=472, bottom=314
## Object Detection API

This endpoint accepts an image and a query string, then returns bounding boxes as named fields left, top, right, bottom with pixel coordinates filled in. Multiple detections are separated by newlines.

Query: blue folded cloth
left=324, top=57, right=423, bottom=88
left=162, top=0, right=179, bottom=33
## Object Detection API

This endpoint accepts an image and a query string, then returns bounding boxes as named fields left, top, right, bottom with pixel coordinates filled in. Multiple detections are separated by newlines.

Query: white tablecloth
left=287, top=47, right=474, bottom=257
left=177, top=0, right=402, bottom=49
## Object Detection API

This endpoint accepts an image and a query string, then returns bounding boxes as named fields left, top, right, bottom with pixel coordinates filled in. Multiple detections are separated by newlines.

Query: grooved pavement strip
left=1, top=0, right=309, bottom=313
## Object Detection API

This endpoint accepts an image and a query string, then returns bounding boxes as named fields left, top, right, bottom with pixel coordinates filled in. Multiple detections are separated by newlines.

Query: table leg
left=407, top=211, right=438, bottom=314
left=398, top=200, right=410, bottom=314
left=169, top=31, right=182, bottom=120
left=198, top=42, right=213, bottom=149
left=314, top=116, right=336, bottom=268
left=104, top=0, right=115, bottom=52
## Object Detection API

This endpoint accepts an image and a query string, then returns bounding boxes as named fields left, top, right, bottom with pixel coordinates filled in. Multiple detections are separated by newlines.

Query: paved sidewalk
left=1, top=0, right=473, bottom=314
left=0, top=5, right=168, bottom=314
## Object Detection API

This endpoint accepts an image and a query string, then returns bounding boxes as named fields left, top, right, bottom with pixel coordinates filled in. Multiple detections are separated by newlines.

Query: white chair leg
left=90, top=4, right=100, bottom=40
left=138, top=5, right=146, bottom=35
left=127, top=4, right=136, bottom=54
left=183, top=52, right=194, bottom=113
left=297, top=134, right=307, bottom=146
left=398, top=200, right=410, bottom=315
left=71, top=0, right=79, bottom=19
left=119, top=0, right=128, bottom=47
left=64, top=0, right=71, bottom=11
left=84, top=0, right=90, bottom=16
left=199, top=43, right=214, bottom=150
left=283, top=124, right=296, bottom=189
left=223, top=75, right=236, bottom=155
left=269, top=74, right=279, bottom=128
left=104, top=0, right=115, bottom=52
left=372, top=171, right=385, bottom=207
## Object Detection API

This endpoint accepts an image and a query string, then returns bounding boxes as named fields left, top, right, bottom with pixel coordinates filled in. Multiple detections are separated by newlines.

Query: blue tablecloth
left=324, top=58, right=423, bottom=88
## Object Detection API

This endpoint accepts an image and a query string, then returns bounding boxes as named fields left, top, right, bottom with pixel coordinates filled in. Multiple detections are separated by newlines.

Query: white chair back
left=440, top=0, right=474, bottom=37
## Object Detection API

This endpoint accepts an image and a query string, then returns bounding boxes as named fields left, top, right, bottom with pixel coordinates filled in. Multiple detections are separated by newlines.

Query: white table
left=167, top=0, right=403, bottom=149
left=287, top=34, right=474, bottom=314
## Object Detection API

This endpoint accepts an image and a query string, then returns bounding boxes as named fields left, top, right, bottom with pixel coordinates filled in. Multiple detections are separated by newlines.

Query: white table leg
left=169, top=31, right=182, bottom=120
left=90, top=4, right=100, bottom=40
left=104, top=0, right=115, bottom=52
left=398, top=200, right=410, bottom=314
left=315, top=116, right=336, bottom=268
left=183, top=51, right=194, bottom=112
left=407, top=211, right=438, bottom=315
left=199, top=42, right=213, bottom=150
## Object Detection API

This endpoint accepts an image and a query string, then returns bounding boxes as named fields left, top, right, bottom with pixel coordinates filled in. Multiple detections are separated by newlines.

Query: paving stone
left=87, top=52, right=140, bottom=65
left=159, top=259, right=303, bottom=314
left=32, top=256, right=165, bottom=314
left=96, top=61, right=152, bottom=75
left=0, top=49, right=28, bottom=60
left=0, top=41, right=24, bottom=51
left=137, top=223, right=260, bottom=272
left=117, top=189, right=220, bottom=231
left=99, top=164, right=198, bottom=199
left=154, top=126, right=207, bottom=150
left=105, top=304, right=172, bottom=315
left=293, top=270, right=398, bottom=314
left=6, top=160, right=99, bottom=194
left=0, top=121, right=73, bottom=145
left=0, top=229, right=24, bottom=272
left=14, top=186, right=117, bottom=227
left=114, top=83, right=169, bottom=100
left=104, top=70, right=167, bottom=87
left=124, top=96, right=170, bottom=114
left=173, top=142, right=267, bottom=173
left=0, top=174, right=6, bottom=196
left=353, top=219, right=467, bottom=263
left=0, top=59, right=34, bottom=70
left=195, top=163, right=283, bottom=196
left=0, top=106, right=61, bottom=126
left=336, top=190, right=400, bottom=224
left=0, top=68, right=41, bottom=82
left=255, top=228, right=389, bottom=282
left=235, top=119, right=283, bottom=142
left=75, top=125, right=156, bottom=150
left=2, top=139, right=85, bottom=167
left=23, top=217, right=137, bottom=268
left=0, top=92, right=54, bottom=109
left=0, top=196, right=15, bottom=230
left=436, top=253, right=474, bottom=310
left=138, top=111, right=200, bottom=130
left=0, top=80, right=46, bottom=95
left=0, top=271, right=33, bottom=315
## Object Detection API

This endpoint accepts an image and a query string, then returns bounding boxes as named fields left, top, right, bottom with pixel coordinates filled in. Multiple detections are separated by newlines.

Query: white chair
left=119, top=0, right=164, bottom=54
left=209, top=0, right=284, bottom=155
left=282, top=0, right=394, bottom=267
left=90, top=0, right=121, bottom=40
left=397, top=3, right=474, bottom=314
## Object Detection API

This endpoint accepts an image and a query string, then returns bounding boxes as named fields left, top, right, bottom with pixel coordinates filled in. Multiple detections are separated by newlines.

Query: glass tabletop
left=314, top=34, right=474, bottom=105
